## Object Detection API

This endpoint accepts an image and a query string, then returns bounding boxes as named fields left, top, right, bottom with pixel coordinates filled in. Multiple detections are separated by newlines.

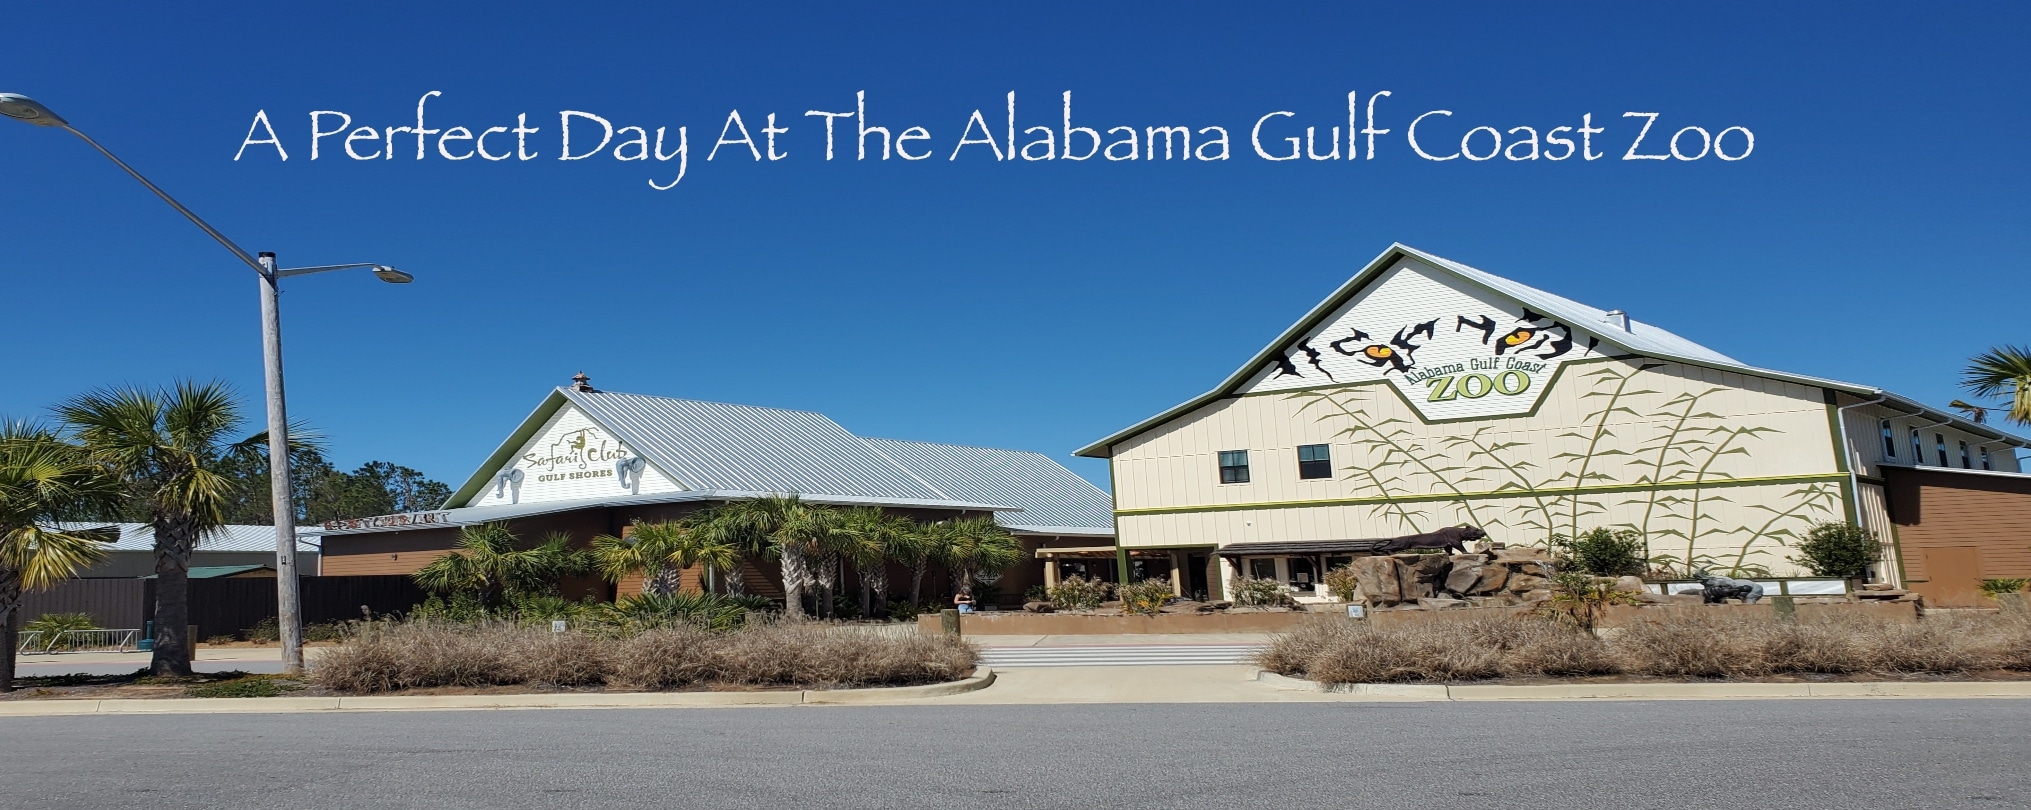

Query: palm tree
left=889, top=520, right=940, bottom=609
left=696, top=495, right=854, bottom=619
left=413, top=522, right=585, bottom=608
left=836, top=507, right=911, bottom=618
left=591, top=519, right=738, bottom=596
left=0, top=423, right=121, bottom=692
left=937, top=516, right=1023, bottom=604
left=1962, top=345, right=2031, bottom=425
left=58, top=381, right=267, bottom=677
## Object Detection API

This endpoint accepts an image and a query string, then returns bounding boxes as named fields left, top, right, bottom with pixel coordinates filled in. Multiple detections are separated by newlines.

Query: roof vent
left=1603, top=310, right=1631, bottom=331
left=570, top=371, right=598, bottom=393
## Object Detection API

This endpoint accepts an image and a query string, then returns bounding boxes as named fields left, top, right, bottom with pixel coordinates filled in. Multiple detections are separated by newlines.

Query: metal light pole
left=0, top=93, right=412, bottom=674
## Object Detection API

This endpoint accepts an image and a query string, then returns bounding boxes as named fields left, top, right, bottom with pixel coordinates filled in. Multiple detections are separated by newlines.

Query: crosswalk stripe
left=978, top=644, right=1266, bottom=667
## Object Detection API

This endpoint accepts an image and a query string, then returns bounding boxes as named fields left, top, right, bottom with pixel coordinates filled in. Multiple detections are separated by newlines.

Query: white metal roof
left=1076, top=243, right=2030, bottom=457
left=354, top=386, right=1120, bottom=538
left=50, top=523, right=319, bottom=553
left=563, top=389, right=950, bottom=500
left=864, top=438, right=1115, bottom=535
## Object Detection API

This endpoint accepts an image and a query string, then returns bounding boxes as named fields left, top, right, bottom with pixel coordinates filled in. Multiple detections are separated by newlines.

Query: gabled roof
left=1076, top=243, right=2028, bottom=457
left=565, top=389, right=951, bottom=500
left=51, top=523, right=318, bottom=553
left=425, top=386, right=1116, bottom=538
left=864, top=438, right=1115, bottom=535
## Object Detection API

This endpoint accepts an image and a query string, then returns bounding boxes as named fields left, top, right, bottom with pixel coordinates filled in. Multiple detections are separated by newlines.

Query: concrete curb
left=1253, top=670, right=2031, bottom=700
left=0, top=668, right=997, bottom=716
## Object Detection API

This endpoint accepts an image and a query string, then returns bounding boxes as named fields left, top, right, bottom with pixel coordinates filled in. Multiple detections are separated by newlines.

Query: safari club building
left=309, top=375, right=1114, bottom=606
left=1078, top=244, right=2031, bottom=606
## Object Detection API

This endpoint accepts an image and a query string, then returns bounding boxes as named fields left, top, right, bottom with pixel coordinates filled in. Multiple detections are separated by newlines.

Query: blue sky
left=4, top=1, right=2027, bottom=491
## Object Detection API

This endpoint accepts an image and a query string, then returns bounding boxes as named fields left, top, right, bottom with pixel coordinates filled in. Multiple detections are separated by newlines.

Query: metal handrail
left=21, top=629, right=140, bottom=654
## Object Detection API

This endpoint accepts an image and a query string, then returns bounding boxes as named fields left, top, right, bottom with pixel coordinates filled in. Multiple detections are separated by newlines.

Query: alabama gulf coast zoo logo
left=1265, top=308, right=1600, bottom=420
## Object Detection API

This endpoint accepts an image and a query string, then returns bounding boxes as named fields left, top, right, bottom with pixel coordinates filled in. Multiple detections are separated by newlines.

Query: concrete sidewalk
left=969, top=633, right=1274, bottom=647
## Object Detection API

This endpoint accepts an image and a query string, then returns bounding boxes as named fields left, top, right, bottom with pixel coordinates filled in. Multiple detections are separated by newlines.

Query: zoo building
left=1077, top=244, right=2031, bottom=607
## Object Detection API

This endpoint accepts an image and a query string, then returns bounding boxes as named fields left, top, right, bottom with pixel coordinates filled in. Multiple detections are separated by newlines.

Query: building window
left=1961, top=441, right=1972, bottom=468
left=1937, top=434, right=1948, bottom=467
left=1218, top=450, right=1250, bottom=484
left=1297, top=444, right=1332, bottom=480
left=1982, top=446, right=1993, bottom=470
left=1880, top=419, right=1896, bottom=459
left=1248, top=558, right=1277, bottom=580
left=1911, top=429, right=1924, bottom=464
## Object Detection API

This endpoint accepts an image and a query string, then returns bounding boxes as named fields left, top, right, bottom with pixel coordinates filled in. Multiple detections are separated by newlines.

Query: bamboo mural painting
left=1288, top=359, right=1843, bottom=576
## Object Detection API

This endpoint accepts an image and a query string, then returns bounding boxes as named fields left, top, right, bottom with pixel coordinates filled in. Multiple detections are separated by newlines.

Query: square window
left=1297, top=443, right=1332, bottom=480
left=1218, top=450, right=1250, bottom=484
left=1248, top=558, right=1277, bottom=580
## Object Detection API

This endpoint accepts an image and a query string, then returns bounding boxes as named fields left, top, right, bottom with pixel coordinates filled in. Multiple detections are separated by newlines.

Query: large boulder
left=1472, top=564, right=1510, bottom=594
left=1351, top=555, right=1404, bottom=605
left=1442, top=555, right=1485, bottom=595
left=1023, top=601, right=1055, bottom=613
left=1507, top=573, right=1548, bottom=594
left=1418, top=597, right=1469, bottom=610
left=1395, top=554, right=1452, bottom=602
left=1491, top=546, right=1552, bottom=564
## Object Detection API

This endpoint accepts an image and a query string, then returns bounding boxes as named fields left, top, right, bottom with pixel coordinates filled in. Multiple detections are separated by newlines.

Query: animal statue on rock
left=1376, top=526, right=1488, bottom=555
left=1691, top=569, right=1764, bottom=604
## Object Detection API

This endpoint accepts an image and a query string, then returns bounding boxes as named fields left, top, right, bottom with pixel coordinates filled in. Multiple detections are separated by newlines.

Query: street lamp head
left=0, top=93, right=68, bottom=127
left=371, top=265, right=414, bottom=284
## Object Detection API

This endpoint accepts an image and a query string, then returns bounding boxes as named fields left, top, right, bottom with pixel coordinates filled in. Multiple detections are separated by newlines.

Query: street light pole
left=0, top=93, right=410, bottom=676
left=256, top=252, right=304, bottom=672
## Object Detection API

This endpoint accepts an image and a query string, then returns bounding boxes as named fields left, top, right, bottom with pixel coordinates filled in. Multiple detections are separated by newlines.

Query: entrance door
left=1917, top=546, right=1986, bottom=607
left=1186, top=554, right=1210, bottom=601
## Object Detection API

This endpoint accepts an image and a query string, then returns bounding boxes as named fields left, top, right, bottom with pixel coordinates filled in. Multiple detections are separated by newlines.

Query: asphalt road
left=3, top=700, right=2028, bottom=809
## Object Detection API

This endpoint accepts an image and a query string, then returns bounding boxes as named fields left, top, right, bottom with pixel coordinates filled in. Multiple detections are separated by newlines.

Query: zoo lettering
left=230, top=90, right=1755, bottom=190
left=1414, top=358, right=1546, bottom=402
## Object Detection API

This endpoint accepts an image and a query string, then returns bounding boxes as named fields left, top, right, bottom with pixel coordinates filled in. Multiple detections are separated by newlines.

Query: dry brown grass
left=310, top=620, right=977, bottom=694
left=1260, top=608, right=2031, bottom=684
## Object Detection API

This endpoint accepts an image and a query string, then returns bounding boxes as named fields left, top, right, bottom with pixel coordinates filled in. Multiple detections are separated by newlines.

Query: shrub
left=1788, top=522, right=1881, bottom=579
left=1258, top=608, right=2031, bottom=684
left=245, top=617, right=280, bottom=644
left=1117, top=578, right=1174, bottom=616
left=1541, top=570, right=1640, bottom=631
left=1320, top=565, right=1361, bottom=602
left=1980, top=579, right=2030, bottom=597
left=310, top=619, right=979, bottom=694
left=1230, top=576, right=1294, bottom=608
left=1046, top=576, right=1111, bottom=611
left=26, top=613, right=97, bottom=637
left=1551, top=528, right=1648, bottom=576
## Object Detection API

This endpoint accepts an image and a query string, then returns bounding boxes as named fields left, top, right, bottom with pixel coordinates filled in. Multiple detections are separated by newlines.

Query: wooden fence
left=17, top=576, right=429, bottom=638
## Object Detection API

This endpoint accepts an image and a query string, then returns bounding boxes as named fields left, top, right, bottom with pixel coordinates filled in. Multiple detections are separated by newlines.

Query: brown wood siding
left=1884, top=466, right=2031, bottom=606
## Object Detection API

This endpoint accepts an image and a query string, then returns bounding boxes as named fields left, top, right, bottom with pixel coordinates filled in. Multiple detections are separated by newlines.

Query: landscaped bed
left=3, top=620, right=978, bottom=700
left=1259, top=607, right=2031, bottom=685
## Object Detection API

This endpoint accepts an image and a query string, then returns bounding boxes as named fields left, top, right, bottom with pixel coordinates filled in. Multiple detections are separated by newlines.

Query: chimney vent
left=570, top=371, right=598, bottom=393
left=1603, top=310, right=1631, bottom=331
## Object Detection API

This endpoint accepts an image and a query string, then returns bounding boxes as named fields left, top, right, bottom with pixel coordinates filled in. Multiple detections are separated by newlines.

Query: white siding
left=467, top=404, right=683, bottom=507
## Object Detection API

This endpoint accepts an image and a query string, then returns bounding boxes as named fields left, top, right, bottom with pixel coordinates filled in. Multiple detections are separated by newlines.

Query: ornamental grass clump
left=309, top=617, right=978, bottom=694
left=1259, top=608, right=2031, bottom=685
